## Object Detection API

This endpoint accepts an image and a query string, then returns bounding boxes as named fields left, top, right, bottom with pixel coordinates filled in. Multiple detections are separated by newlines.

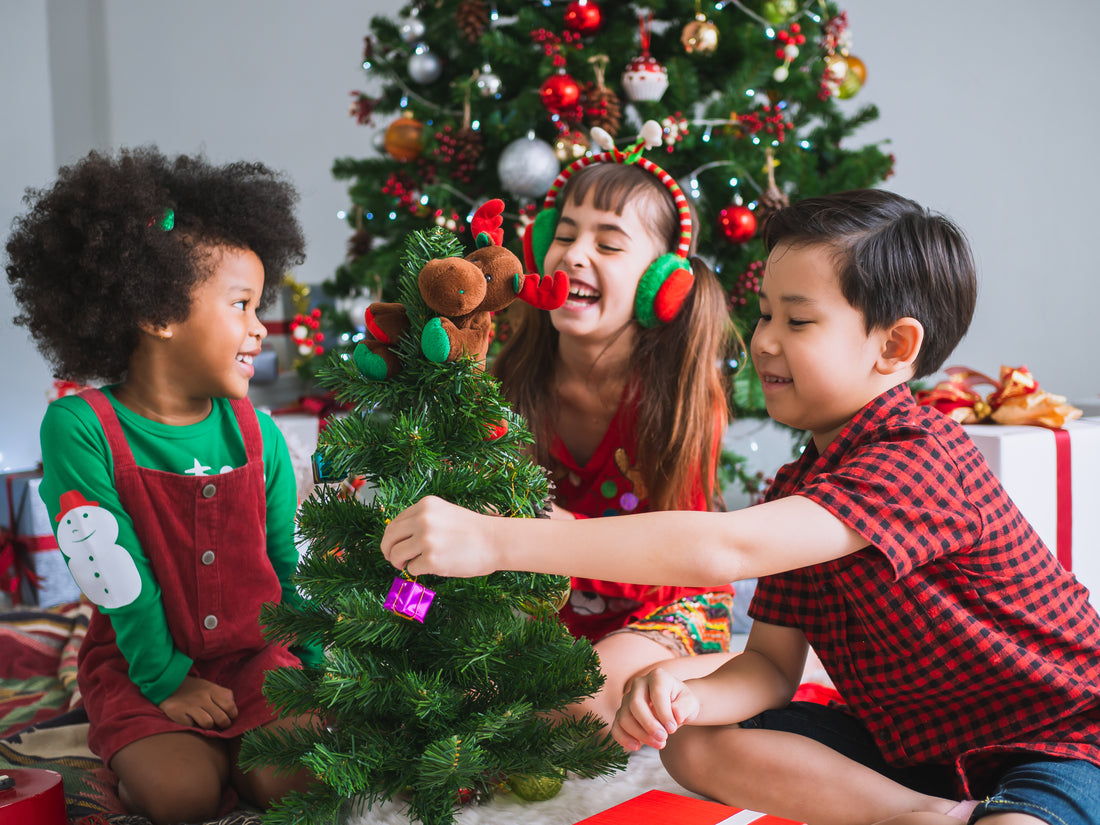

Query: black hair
left=5, top=146, right=306, bottom=383
left=762, top=189, right=976, bottom=378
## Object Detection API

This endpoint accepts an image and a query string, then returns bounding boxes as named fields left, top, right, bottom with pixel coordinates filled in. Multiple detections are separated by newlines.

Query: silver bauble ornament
left=497, top=135, right=560, bottom=200
left=408, top=48, right=442, bottom=84
left=399, top=16, right=426, bottom=44
left=475, top=64, right=503, bottom=98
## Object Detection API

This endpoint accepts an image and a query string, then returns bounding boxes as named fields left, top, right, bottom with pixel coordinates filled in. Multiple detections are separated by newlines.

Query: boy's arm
left=381, top=493, right=866, bottom=585
left=613, top=622, right=808, bottom=750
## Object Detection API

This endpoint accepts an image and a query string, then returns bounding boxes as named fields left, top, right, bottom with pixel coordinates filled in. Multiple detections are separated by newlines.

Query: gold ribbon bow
left=916, top=365, right=1082, bottom=429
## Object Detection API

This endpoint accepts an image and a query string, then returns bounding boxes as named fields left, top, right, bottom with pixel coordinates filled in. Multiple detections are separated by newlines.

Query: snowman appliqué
left=55, top=490, right=143, bottom=609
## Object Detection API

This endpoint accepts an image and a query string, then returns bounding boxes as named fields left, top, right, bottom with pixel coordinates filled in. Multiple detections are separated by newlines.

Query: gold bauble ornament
left=681, top=14, right=719, bottom=54
left=508, top=771, right=565, bottom=801
left=384, top=113, right=424, bottom=162
left=554, top=130, right=589, bottom=162
left=838, top=55, right=866, bottom=98
left=517, top=585, right=571, bottom=617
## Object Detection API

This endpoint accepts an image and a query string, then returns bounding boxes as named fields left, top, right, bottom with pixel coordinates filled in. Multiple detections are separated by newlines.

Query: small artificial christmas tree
left=240, top=224, right=625, bottom=825
left=327, top=0, right=893, bottom=415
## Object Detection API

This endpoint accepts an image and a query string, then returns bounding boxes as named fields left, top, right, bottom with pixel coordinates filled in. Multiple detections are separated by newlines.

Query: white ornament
left=497, top=135, right=561, bottom=200
left=773, top=65, right=789, bottom=82
left=400, top=16, right=426, bottom=44
left=621, top=55, right=668, bottom=102
left=408, top=47, right=442, bottom=84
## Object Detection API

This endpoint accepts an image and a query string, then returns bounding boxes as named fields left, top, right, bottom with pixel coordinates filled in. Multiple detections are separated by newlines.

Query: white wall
left=2, top=0, right=1098, bottom=472
left=1, top=0, right=58, bottom=471
left=841, top=0, right=1099, bottom=403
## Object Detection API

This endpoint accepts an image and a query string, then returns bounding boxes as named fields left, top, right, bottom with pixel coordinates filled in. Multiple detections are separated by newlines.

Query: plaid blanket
left=0, top=602, right=262, bottom=825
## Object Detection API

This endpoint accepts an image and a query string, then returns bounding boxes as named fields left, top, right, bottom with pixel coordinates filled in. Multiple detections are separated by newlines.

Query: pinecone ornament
left=584, top=55, right=622, bottom=138
left=347, top=226, right=373, bottom=260
left=456, top=0, right=489, bottom=43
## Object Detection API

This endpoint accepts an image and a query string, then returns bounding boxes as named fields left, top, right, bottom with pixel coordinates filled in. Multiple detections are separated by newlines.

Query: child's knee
left=121, top=773, right=222, bottom=825
left=236, top=764, right=314, bottom=809
left=660, top=724, right=728, bottom=786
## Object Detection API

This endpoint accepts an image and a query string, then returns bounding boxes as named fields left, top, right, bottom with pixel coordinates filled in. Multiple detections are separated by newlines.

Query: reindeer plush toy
left=353, top=199, right=568, bottom=381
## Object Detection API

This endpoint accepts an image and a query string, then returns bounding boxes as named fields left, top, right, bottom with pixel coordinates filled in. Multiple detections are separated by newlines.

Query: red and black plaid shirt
left=750, top=384, right=1100, bottom=796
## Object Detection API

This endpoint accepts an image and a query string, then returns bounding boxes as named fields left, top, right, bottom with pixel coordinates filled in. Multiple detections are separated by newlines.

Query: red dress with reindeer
left=551, top=387, right=734, bottom=645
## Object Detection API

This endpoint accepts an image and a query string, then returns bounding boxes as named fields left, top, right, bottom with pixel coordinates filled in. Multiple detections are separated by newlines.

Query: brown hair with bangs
left=493, top=162, right=738, bottom=512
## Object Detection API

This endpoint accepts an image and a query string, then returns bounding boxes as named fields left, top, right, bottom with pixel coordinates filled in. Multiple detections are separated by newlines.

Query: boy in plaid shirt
left=381, top=189, right=1100, bottom=825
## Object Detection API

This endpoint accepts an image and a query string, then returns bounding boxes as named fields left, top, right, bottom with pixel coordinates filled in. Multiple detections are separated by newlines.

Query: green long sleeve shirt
left=40, top=388, right=321, bottom=705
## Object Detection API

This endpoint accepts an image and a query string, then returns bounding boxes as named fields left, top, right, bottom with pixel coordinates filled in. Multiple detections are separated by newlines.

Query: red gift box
left=574, top=790, right=805, bottom=825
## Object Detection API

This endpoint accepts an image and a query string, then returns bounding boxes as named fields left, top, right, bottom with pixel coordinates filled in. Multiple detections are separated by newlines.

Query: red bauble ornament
left=539, top=71, right=581, bottom=113
left=718, top=205, right=758, bottom=244
left=564, top=0, right=602, bottom=35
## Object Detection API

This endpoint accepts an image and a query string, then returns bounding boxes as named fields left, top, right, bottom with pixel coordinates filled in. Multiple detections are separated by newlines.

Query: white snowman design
left=55, top=490, right=143, bottom=609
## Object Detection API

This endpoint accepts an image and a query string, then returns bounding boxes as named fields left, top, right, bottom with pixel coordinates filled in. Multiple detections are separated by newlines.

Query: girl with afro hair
left=6, top=146, right=320, bottom=824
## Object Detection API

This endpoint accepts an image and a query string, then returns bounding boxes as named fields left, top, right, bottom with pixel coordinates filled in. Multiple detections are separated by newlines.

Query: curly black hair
left=5, top=146, right=307, bottom=383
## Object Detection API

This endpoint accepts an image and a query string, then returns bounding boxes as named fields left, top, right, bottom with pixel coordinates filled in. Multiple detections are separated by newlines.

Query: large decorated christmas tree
left=241, top=225, right=624, bottom=825
left=323, top=0, right=892, bottom=414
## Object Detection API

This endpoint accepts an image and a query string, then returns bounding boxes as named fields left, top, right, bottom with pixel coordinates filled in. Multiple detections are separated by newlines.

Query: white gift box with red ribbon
left=2, top=471, right=82, bottom=608
left=964, top=417, right=1100, bottom=602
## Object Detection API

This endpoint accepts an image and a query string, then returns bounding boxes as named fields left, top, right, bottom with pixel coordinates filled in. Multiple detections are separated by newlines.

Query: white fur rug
left=344, top=639, right=832, bottom=824
left=345, top=745, right=700, bottom=824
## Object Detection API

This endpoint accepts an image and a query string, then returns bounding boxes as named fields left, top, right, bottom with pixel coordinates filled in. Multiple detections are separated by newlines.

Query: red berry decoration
left=718, top=205, right=758, bottom=244
left=539, top=71, right=581, bottom=113
left=564, top=0, right=602, bottom=35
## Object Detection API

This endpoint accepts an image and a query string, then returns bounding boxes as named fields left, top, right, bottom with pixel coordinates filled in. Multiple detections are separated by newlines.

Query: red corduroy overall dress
left=76, top=390, right=301, bottom=765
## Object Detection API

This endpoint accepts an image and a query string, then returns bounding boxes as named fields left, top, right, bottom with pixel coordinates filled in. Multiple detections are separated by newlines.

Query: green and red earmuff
left=522, top=122, right=695, bottom=328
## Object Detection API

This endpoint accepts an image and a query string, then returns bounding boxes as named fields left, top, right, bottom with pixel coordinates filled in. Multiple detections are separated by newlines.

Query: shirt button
left=202, top=483, right=217, bottom=498
left=201, top=550, right=216, bottom=565
left=203, top=614, right=218, bottom=630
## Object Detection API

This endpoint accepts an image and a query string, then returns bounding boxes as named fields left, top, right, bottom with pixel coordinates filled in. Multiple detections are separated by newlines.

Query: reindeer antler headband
left=540, top=121, right=693, bottom=259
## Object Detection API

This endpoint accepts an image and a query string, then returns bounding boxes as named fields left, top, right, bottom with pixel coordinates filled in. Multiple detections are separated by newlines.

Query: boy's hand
left=612, top=667, right=700, bottom=751
left=381, top=496, right=501, bottom=578
left=158, top=676, right=238, bottom=729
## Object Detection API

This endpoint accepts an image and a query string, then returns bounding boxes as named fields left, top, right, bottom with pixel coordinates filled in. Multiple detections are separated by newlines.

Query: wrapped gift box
left=574, top=789, right=804, bottom=825
left=2, top=471, right=81, bottom=607
left=268, top=410, right=323, bottom=505
left=964, top=417, right=1100, bottom=600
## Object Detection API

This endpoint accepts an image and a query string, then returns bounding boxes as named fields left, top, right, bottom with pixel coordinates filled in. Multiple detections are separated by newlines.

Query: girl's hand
left=611, top=668, right=700, bottom=751
left=381, top=496, right=501, bottom=578
left=158, top=676, right=238, bottom=729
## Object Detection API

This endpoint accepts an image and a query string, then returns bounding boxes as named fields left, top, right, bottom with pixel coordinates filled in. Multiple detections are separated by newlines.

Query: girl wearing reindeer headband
left=492, top=122, right=743, bottom=728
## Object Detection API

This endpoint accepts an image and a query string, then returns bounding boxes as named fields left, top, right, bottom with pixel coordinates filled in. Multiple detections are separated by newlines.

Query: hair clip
left=148, top=208, right=175, bottom=231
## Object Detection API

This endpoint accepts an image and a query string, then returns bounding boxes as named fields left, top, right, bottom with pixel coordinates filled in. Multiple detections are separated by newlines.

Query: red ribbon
left=1053, top=429, right=1073, bottom=570
left=0, top=529, right=44, bottom=605
left=4, top=471, right=56, bottom=605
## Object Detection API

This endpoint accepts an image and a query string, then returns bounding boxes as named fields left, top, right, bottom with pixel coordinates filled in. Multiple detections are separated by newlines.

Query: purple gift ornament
left=384, top=575, right=436, bottom=623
